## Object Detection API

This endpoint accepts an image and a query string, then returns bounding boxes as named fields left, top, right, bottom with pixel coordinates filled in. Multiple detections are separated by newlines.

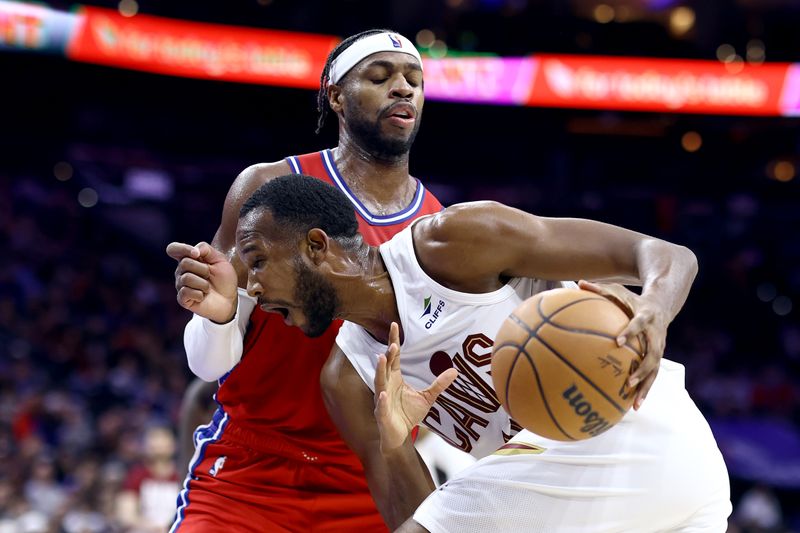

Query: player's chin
left=301, top=319, right=334, bottom=338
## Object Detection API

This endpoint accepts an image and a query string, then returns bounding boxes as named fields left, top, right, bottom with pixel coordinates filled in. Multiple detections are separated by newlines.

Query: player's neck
left=333, top=137, right=415, bottom=211
left=334, top=246, right=401, bottom=344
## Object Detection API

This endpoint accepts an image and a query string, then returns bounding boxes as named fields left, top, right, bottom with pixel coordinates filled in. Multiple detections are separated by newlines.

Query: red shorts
left=170, top=414, right=387, bottom=532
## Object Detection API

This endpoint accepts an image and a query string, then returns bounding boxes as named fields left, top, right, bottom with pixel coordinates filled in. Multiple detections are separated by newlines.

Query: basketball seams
left=496, top=344, right=521, bottom=420
left=510, top=310, right=627, bottom=415
left=516, top=345, right=577, bottom=441
left=535, top=296, right=643, bottom=356
left=493, top=337, right=578, bottom=442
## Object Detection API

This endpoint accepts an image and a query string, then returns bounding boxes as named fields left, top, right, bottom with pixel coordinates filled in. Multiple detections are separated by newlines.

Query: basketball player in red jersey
left=165, top=30, right=441, bottom=531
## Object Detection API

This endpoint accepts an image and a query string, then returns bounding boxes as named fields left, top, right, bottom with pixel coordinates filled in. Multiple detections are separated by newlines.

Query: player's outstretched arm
left=321, top=344, right=438, bottom=530
left=413, top=201, right=699, bottom=408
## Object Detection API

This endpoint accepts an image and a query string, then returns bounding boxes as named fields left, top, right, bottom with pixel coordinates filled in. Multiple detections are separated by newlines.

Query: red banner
left=66, top=6, right=338, bottom=89
left=4, top=1, right=799, bottom=116
left=528, top=55, right=792, bottom=116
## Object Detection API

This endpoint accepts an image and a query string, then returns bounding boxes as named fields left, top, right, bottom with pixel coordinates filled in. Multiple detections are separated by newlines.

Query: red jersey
left=214, top=149, right=443, bottom=465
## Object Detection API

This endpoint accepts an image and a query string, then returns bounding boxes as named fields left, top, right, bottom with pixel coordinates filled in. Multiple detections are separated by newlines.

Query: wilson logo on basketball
left=562, top=384, right=612, bottom=437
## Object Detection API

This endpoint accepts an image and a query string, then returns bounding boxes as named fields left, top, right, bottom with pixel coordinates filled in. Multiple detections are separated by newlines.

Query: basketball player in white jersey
left=197, top=174, right=730, bottom=531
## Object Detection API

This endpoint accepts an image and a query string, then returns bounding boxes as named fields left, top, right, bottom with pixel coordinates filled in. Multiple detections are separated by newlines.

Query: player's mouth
left=260, top=303, right=293, bottom=325
left=384, top=103, right=416, bottom=128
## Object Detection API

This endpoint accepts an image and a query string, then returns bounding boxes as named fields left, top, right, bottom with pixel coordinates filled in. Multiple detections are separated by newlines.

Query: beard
left=294, top=257, right=340, bottom=338
left=345, top=102, right=422, bottom=160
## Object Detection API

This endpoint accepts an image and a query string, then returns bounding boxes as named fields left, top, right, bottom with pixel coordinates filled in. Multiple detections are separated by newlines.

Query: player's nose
left=246, top=274, right=263, bottom=298
left=388, top=75, right=413, bottom=99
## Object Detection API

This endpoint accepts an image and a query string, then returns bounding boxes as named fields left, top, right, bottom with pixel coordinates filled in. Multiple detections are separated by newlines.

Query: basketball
left=491, top=288, right=644, bottom=441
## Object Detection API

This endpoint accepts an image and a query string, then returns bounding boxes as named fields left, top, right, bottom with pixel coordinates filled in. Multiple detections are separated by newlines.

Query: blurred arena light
left=747, top=39, right=765, bottom=64
left=757, top=282, right=778, bottom=303
left=117, top=0, right=137, bottom=18
left=593, top=4, right=615, bottom=23
left=416, top=29, right=435, bottom=48
left=725, top=55, right=745, bottom=74
left=681, top=131, right=702, bottom=152
left=614, top=5, right=632, bottom=22
left=53, top=161, right=73, bottom=181
left=123, top=168, right=174, bottom=201
left=668, top=6, right=695, bottom=37
left=428, top=39, right=448, bottom=58
left=716, top=44, right=736, bottom=63
left=78, top=187, right=99, bottom=207
left=768, top=160, right=796, bottom=182
left=773, top=296, right=793, bottom=316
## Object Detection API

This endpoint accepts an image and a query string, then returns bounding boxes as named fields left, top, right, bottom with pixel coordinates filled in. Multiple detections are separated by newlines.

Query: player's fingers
left=579, top=280, right=635, bottom=319
left=616, top=313, right=648, bottom=347
left=633, top=369, right=658, bottom=410
left=195, top=242, right=226, bottom=264
left=389, top=322, right=400, bottom=345
left=374, top=391, right=389, bottom=421
left=176, top=272, right=210, bottom=293
left=176, top=287, right=205, bottom=308
left=176, top=257, right=211, bottom=278
left=166, top=242, right=200, bottom=261
left=423, top=368, right=458, bottom=402
left=386, top=323, right=402, bottom=370
left=628, top=339, right=661, bottom=388
left=374, top=354, right=388, bottom=393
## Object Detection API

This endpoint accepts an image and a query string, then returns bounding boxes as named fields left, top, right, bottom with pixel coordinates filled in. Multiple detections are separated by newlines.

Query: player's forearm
left=367, top=445, right=435, bottom=529
left=177, top=378, right=217, bottom=470
left=184, top=289, right=256, bottom=381
left=636, top=239, right=698, bottom=322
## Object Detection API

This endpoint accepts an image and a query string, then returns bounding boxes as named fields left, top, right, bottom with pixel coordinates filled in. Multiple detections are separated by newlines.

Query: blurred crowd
left=0, top=175, right=187, bottom=532
left=1, top=163, right=798, bottom=532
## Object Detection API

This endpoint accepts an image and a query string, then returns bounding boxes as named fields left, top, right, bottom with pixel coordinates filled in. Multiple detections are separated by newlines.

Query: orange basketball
left=491, top=288, right=644, bottom=441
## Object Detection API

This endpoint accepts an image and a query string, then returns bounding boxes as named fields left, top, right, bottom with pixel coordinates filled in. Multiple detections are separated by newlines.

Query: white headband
left=328, top=32, right=422, bottom=85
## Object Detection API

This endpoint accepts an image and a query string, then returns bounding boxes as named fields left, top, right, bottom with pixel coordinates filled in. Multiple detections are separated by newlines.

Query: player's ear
left=306, top=228, right=329, bottom=265
left=328, top=84, right=344, bottom=114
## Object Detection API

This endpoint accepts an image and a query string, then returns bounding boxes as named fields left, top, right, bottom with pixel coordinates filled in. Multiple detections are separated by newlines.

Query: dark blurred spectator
left=734, top=484, right=784, bottom=533
left=114, top=426, right=180, bottom=532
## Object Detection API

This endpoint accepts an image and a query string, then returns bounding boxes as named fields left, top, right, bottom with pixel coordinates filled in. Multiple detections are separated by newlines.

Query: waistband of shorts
left=205, top=409, right=362, bottom=467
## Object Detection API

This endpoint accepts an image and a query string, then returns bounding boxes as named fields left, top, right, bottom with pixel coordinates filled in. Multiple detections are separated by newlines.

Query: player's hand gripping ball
left=491, top=288, right=644, bottom=441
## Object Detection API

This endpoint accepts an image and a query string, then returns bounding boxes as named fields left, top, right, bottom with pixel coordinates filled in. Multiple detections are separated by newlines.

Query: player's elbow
left=680, top=244, right=699, bottom=281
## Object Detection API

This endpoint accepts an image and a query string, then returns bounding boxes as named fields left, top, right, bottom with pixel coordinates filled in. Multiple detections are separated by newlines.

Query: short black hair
left=240, top=174, right=359, bottom=242
left=316, top=28, right=397, bottom=134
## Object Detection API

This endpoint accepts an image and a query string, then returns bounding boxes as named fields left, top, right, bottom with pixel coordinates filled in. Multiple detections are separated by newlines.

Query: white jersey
left=337, top=221, right=732, bottom=532
left=337, top=221, right=569, bottom=459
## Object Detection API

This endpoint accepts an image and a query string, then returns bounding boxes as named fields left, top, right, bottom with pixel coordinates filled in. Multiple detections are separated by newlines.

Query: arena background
left=1, top=0, right=799, bottom=531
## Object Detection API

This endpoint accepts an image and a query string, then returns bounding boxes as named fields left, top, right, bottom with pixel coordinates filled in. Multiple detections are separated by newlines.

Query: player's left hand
left=578, top=280, right=669, bottom=410
left=374, top=322, right=458, bottom=453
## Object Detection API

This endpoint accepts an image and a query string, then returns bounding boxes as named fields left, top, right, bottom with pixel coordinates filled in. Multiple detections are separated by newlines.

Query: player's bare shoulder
left=414, top=201, right=507, bottom=246
left=228, top=161, right=294, bottom=207
left=412, top=201, right=513, bottom=292
left=216, top=160, right=294, bottom=252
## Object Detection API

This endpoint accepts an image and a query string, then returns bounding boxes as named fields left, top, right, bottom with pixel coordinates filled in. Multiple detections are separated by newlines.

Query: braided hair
left=315, top=28, right=397, bottom=134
